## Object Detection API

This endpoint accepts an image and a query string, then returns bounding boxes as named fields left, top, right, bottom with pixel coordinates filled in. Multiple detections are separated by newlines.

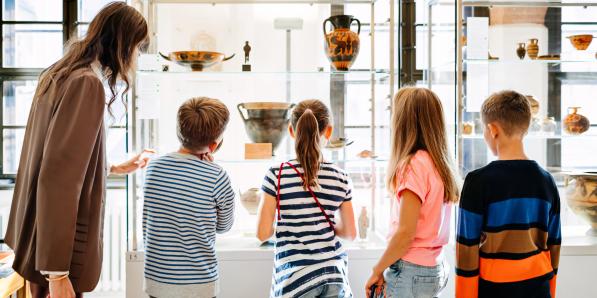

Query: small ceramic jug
left=516, top=43, right=526, bottom=59
left=526, top=39, right=539, bottom=59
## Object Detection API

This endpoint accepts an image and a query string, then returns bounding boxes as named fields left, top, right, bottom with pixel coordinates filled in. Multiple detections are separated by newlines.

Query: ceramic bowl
left=567, top=35, right=594, bottom=51
left=565, top=172, right=597, bottom=235
left=159, top=51, right=235, bottom=71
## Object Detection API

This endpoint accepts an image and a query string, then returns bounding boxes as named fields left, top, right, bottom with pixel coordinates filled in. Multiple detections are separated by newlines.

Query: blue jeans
left=298, top=283, right=348, bottom=298
left=384, top=260, right=448, bottom=298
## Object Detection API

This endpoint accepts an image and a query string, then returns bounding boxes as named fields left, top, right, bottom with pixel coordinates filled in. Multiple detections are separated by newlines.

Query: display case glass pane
left=2, top=24, right=63, bottom=68
left=3, top=80, right=36, bottom=126
left=3, top=128, right=24, bottom=174
left=2, top=0, right=62, bottom=21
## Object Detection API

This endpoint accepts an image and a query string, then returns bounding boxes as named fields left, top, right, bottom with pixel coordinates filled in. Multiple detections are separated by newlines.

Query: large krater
left=237, top=102, right=295, bottom=153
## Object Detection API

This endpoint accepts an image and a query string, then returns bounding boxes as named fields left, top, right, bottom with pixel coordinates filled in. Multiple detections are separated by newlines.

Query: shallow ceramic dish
left=537, top=54, right=560, bottom=60
left=159, top=51, right=235, bottom=71
left=567, top=35, right=594, bottom=51
left=325, top=138, right=354, bottom=150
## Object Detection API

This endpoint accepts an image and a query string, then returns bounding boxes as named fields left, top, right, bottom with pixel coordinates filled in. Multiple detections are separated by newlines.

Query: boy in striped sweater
left=142, top=97, right=235, bottom=298
left=456, top=90, right=561, bottom=298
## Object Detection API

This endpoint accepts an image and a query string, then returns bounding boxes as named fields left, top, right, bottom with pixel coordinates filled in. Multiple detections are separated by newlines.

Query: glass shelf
left=215, top=156, right=388, bottom=164
left=461, top=133, right=597, bottom=139
left=463, top=0, right=597, bottom=7
left=464, top=58, right=597, bottom=64
left=154, top=0, right=376, bottom=4
left=136, top=69, right=393, bottom=83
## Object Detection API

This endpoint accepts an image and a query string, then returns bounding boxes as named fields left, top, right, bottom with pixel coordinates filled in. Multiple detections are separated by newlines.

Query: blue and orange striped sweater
left=456, top=160, right=561, bottom=298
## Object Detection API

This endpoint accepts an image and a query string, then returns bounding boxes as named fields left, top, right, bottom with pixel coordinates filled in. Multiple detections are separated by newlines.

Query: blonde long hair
left=386, top=87, right=459, bottom=203
left=291, top=100, right=331, bottom=189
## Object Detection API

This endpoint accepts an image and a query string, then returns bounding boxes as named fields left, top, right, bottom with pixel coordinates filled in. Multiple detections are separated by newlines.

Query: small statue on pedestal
left=242, top=41, right=252, bottom=72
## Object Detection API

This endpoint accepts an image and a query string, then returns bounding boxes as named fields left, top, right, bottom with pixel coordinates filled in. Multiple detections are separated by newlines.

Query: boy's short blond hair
left=481, top=90, right=531, bottom=136
left=177, top=97, right=229, bottom=151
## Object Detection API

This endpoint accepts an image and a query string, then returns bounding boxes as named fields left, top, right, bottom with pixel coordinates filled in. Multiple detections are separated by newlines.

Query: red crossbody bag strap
left=284, top=162, right=335, bottom=231
left=275, top=163, right=284, bottom=221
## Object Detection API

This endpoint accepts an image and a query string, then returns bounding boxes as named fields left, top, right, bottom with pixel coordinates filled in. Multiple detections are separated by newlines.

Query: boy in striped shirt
left=142, top=97, right=235, bottom=298
left=456, top=90, right=561, bottom=298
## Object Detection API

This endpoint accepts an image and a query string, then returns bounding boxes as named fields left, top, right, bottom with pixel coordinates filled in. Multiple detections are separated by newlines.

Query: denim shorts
left=383, top=259, right=448, bottom=298
left=298, top=283, right=349, bottom=298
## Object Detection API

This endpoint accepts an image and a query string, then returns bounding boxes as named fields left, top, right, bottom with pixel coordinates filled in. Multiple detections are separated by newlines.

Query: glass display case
left=128, top=0, right=399, bottom=252
left=429, top=0, right=597, bottom=233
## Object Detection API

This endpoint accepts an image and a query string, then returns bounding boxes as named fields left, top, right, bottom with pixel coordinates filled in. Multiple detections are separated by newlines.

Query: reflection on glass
left=3, top=80, right=36, bottom=126
left=107, top=128, right=127, bottom=165
left=3, top=129, right=25, bottom=174
left=78, top=0, right=123, bottom=22
left=77, top=24, right=89, bottom=38
left=2, top=0, right=62, bottom=21
left=2, top=24, right=63, bottom=68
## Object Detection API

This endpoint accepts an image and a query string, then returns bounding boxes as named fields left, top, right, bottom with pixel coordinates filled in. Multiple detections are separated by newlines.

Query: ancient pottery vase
left=565, top=173, right=597, bottom=235
left=564, top=107, right=590, bottom=135
left=237, top=102, right=295, bottom=152
left=324, top=15, right=361, bottom=71
left=516, top=43, right=526, bottom=59
left=526, top=39, right=539, bottom=59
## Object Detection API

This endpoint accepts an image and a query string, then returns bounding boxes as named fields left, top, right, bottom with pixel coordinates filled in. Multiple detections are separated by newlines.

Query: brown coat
left=4, top=67, right=107, bottom=293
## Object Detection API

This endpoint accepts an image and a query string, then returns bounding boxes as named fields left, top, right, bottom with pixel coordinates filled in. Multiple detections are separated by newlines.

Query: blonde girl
left=365, top=87, right=458, bottom=298
left=257, top=99, right=357, bottom=298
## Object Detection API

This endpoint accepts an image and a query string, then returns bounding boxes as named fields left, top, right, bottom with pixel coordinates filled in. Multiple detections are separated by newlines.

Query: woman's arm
left=365, top=190, right=421, bottom=294
left=334, top=201, right=356, bottom=240
left=256, top=193, right=277, bottom=242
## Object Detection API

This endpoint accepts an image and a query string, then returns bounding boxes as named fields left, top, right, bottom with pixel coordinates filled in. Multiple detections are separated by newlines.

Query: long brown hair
left=36, top=2, right=148, bottom=111
left=291, top=100, right=331, bottom=189
left=387, top=87, right=459, bottom=203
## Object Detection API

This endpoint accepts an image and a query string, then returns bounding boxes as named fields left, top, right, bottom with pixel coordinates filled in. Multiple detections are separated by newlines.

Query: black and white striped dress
left=262, top=160, right=353, bottom=298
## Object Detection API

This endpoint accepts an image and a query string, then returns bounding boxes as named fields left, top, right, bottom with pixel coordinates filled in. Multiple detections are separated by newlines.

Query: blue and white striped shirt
left=142, top=152, right=235, bottom=288
left=262, top=160, right=353, bottom=298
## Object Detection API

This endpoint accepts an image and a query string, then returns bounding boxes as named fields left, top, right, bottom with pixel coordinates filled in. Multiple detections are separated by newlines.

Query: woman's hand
left=49, top=276, right=75, bottom=298
left=365, top=267, right=385, bottom=298
left=110, top=149, right=156, bottom=175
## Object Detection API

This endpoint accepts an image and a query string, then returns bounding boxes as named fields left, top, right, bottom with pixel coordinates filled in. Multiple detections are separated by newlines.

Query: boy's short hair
left=481, top=90, right=531, bottom=135
left=177, top=97, right=229, bottom=151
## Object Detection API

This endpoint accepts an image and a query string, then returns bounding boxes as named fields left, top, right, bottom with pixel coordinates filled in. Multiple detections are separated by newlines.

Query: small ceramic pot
left=529, top=117, right=542, bottom=134
left=516, top=43, right=526, bottom=59
left=240, top=188, right=261, bottom=215
left=462, top=122, right=474, bottom=135
left=526, top=95, right=540, bottom=116
left=564, top=107, right=590, bottom=135
left=526, top=39, right=539, bottom=59
left=541, top=117, right=557, bottom=135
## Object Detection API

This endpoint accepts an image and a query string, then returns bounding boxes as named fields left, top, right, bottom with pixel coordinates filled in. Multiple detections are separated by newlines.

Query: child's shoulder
left=410, top=150, right=435, bottom=168
left=465, top=159, right=554, bottom=185
left=150, top=153, right=225, bottom=175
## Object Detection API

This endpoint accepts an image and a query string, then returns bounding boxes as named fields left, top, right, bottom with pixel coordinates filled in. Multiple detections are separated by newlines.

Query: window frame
left=0, top=0, right=125, bottom=181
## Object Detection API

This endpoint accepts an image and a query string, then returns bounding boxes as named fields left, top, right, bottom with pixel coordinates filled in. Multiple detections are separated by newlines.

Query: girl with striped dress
left=257, top=99, right=357, bottom=298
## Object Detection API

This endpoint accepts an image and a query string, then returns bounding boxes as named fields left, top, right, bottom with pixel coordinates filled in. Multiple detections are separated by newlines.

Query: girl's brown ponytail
left=291, top=100, right=331, bottom=189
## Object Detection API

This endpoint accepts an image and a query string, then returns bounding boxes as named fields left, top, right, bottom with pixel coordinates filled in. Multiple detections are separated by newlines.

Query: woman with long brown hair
left=256, top=99, right=356, bottom=298
left=4, top=2, right=150, bottom=298
left=365, top=87, right=459, bottom=298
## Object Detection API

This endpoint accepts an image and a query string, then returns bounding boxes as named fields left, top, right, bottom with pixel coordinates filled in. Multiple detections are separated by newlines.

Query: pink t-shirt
left=388, top=150, right=452, bottom=266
